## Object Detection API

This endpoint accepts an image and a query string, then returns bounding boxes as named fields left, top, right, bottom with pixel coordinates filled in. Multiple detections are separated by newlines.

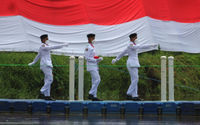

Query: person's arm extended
left=41, top=43, right=69, bottom=51
left=130, top=44, right=158, bottom=50
left=116, top=47, right=128, bottom=61
left=28, top=52, right=41, bottom=66
left=112, top=47, right=128, bottom=64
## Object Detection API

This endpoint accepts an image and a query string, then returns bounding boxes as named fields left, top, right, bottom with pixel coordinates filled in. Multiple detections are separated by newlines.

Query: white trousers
left=89, top=70, right=101, bottom=97
left=127, top=67, right=139, bottom=97
left=40, top=66, right=53, bottom=96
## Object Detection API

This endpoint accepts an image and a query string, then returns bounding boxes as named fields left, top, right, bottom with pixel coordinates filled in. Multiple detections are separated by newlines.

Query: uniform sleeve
left=31, top=52, right=41, bottom=65
left=129, top=44, right=156, bottom=50
left=41, top=44, right=64, bottom=51
left=136, top=44, right=156, bottom=49
left=116, top=47, right=128, bottom=61
left=84, top=47, right=97, bottom=63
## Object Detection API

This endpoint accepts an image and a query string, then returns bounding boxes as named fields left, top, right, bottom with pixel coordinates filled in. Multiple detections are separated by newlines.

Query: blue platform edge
left=0, top=99, right=200, bottom=115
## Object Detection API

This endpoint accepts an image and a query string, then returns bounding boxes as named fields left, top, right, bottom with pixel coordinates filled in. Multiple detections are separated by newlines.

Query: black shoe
left=132, top=97, right=143, bottom=101
left=92, top=97, right=102, bottom=101
left=126, top=95, right=132, bottom=100
left=38, top=93, right=45, bottom=99
left=88, top=94, right=94, bottom=100
left=44, top=96, right=56, bottom=101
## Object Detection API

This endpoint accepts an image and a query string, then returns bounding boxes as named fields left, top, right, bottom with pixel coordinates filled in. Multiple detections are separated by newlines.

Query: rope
left=0, top=64, right=68, bottom=67
left=0, top=64, right=199, bottom=92
left=1, top=64, right=200, bottom=68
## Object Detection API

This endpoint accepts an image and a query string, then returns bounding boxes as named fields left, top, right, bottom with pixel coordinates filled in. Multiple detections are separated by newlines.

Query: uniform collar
left=130, top=41, right=136, bottom=45
left=42, top=43, right=49, bottom=46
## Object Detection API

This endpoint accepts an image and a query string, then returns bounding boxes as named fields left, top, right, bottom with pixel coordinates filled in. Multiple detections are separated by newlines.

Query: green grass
left=0, top=51, right=200, bottom=101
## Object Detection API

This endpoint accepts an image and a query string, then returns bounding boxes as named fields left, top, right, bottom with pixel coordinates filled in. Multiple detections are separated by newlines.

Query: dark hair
left=129, top=33, right=137, bottom=39
left=40, top=34, right=48, bottom=42
left=87, top=33, right=95, bottom=38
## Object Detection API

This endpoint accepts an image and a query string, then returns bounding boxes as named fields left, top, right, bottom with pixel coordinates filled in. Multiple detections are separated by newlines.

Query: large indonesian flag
left=0, top=0, right=200, bottom=56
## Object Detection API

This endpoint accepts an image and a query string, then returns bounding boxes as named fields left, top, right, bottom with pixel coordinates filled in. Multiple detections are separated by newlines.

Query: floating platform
left=0, top=99, right=200, bottom=115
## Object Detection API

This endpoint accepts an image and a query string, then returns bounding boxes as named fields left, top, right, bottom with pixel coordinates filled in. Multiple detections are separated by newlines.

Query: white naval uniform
left=30, top=43, right=65, bottom=96
left=85, top=43, right=101, bottom=97
left=115, top=42, right=157, bottom=97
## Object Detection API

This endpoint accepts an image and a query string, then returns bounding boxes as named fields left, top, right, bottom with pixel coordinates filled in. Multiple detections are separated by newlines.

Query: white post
left=69, top=56, right=75, bottom=101
left=168, top=56, right=174, bottom=101
left=78, top=56, right=84, bottom=101
left=161, top=56, right=167, bottom=101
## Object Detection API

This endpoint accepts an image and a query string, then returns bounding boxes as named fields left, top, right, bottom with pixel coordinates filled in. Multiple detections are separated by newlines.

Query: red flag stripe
left=0, top=0, right=200, bottom=25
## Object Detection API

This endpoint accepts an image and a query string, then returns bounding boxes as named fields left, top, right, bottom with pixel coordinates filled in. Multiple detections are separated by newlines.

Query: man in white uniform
left=85, top=34, right=103, bottom=101
left=112, top=33, right=158, bottom=101
left=28, top=34, right=68, bottom=100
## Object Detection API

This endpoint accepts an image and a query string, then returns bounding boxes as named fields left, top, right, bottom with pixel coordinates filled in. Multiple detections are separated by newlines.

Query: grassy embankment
left=0, top=51, right=200, bottom=101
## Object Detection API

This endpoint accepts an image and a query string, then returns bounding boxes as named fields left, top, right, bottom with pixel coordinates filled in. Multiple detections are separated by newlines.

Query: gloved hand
left=97, top=57, right=103, bottom=62
left=112, top=59, right=117, bottom=64
left=28, top=62, right=34, bottom=66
